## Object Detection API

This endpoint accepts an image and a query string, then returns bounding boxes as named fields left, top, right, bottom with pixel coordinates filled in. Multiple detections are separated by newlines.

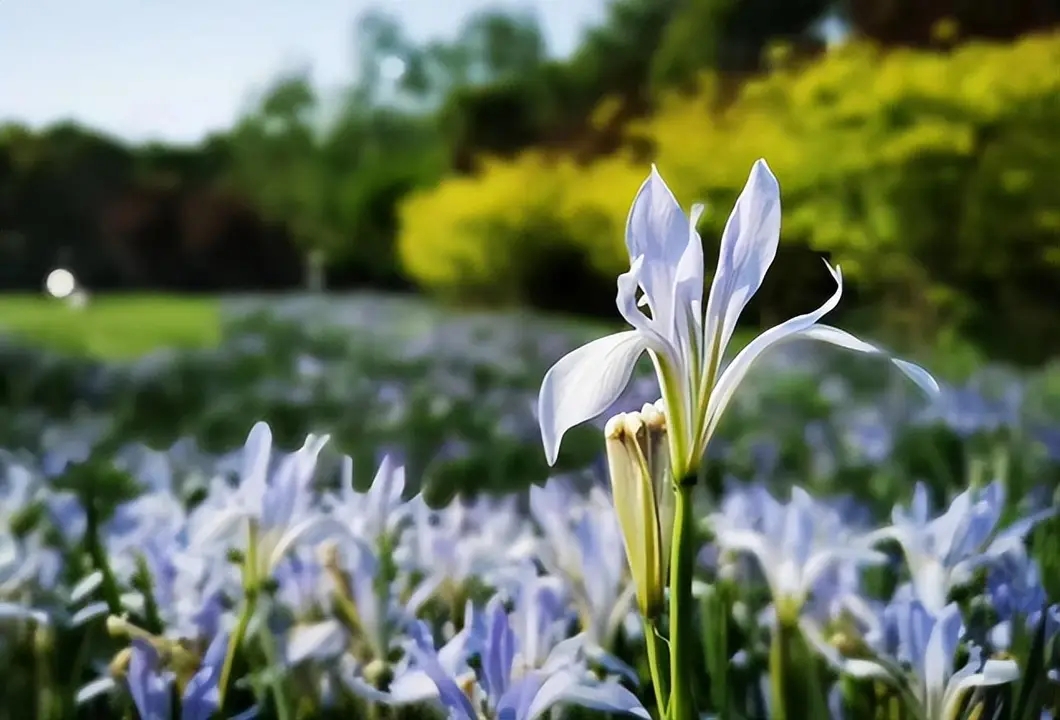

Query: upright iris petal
left=537, top=159, right=938, bottom=478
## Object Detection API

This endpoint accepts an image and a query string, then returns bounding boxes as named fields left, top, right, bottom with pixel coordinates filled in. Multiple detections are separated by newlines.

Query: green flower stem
left=219, top=521, right=260, bottom=714
left=701, top=583, right=730, bottom=718
left=34, top=624, right=56, bottom=720
left=769, top=610, right=832, bottom=720
left=217, top=592, right=257, bottom=714
left=644, top=617, right=670, bottom=717
left=769, top=613, right=796, bottom=720
left=84, top=495, right=123, bottom=616
left=668, top=481, right=697, bottom=720
left=258, top=603, right=292, bottom=720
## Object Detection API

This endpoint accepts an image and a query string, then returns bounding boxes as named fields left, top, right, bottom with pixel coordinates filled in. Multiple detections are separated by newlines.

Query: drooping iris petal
left=286, top=620, right=347, bottom=664
left=497, top=673, right=548, bottom=720
left=525, top=669, right=651, bottom=720
left=182, top=631, right=229, bottom=720
left=798, top=325, right=940, bottom=396
left=941, top=656, right=1020, bottom=720
left=538, top=331, right=648, bottom=465
left=702, top=266, right=938, bottom=446
left=701, top=263, right=845, bottom=445
left=406, top=639, right=477, bottom=720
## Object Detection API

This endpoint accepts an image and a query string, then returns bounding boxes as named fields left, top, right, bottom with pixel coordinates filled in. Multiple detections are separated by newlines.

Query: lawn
left=0, top=294, right=221, bottom=359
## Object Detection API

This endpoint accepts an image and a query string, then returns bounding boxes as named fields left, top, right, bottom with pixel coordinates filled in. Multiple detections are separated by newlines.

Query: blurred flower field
left=2, top=292, right=1060, bottom=719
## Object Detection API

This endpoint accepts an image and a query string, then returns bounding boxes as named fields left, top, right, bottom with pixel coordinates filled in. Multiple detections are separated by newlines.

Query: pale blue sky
left=0, top=0, right=607, bottom=144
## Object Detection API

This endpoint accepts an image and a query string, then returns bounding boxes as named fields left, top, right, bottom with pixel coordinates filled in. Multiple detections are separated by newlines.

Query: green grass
left=0, top=290, right=971, bottom=381
left=0, top=294, right=221, bottom=359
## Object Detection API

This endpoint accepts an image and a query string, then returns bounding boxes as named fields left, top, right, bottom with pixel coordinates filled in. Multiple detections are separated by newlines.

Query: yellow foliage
left=398, top=31, right=1060, bottom=347
left=398, top=151, right=647, bottom=300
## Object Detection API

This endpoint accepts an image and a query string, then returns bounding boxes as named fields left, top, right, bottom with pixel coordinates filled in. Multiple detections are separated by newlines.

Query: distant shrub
left=398, top=33, right=1060, bottom=362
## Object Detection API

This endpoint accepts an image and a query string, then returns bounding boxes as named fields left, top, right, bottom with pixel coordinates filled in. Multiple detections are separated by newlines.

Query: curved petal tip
left=537, top=331, right=648, bottom=465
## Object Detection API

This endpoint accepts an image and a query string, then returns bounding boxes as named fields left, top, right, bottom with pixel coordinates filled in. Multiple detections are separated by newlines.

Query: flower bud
left=604, top=404, right=674, bottom=619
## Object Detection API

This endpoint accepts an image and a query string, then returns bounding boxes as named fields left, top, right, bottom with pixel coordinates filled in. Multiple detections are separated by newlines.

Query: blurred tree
left=841, top=0, right=1060, bottom=46
left=0, top=122, right=133, bottom=289
left=225, top=11, right=449, bottom=288
left=441, top=0, right=681, bottom=170
left=226, top=71, right=339, bottom=288
left=651, top=0, right=831, bottom=89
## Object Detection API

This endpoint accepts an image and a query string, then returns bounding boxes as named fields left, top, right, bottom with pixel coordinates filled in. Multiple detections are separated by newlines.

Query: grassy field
left=0, top=294, right=221, bottom=359
left=0, top=291, right=980, bottom=382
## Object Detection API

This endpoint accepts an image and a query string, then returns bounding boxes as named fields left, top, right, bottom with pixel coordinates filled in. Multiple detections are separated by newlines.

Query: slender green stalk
left=667, top=482, right=697, bottom=720
left=217, top=593, right=256, bottom=714
left=257, top=606, right=292, bottom=720
left=34, top=624, right=55, bottom=720
left=219, top=521, right=260, bottom=714
left=888, top=691, right=902, bottom=720
left=84, top=496, right=123, bottom=616
left=644, top=617, right=670, bottom=717
left=769, top=614, right=796, bottom=720
left=701, top=584, right=729, bottom=718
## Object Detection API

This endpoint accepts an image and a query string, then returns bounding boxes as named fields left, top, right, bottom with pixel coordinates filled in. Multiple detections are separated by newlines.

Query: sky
left=0, top=0, right=608, bottom=144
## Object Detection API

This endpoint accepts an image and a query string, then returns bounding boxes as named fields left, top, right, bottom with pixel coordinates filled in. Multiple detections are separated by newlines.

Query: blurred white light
left=45, top=268, right=76, bottom=299
left=380, top=56, right=406, bottom=82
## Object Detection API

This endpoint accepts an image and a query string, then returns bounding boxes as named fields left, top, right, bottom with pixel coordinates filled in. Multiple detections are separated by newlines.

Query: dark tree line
left=1, top=0, right=1054, bottom=295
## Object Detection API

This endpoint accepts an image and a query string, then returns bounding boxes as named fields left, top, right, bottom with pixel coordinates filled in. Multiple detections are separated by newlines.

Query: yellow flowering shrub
left=398, top=151, right=647, bottom=302
left=398, top=33, right=1060, bottom=358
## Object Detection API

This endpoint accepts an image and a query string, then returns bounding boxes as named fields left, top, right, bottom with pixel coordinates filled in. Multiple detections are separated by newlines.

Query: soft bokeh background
left=3, top=3, right=1060, bottom=719
left=2, top=1, right=1060, bottom=509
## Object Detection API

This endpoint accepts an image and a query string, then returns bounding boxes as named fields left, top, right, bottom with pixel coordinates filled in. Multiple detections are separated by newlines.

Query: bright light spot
left=380, top=56, right=406, bottom=82
left=45, top=268, right=76, bottom=299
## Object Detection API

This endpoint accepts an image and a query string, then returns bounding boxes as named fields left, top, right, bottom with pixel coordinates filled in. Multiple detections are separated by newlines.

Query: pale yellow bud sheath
left=604, top=405, right=672, bottom=620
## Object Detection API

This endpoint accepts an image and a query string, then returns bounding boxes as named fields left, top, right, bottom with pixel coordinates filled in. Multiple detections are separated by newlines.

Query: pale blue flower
left=126, top=632, right=257, bottom=720
left=537, top=160, right=938, bottom=476
left=191, top=422, right=346, bottom=584
left=528, top=483, right=633, bottom=646
left=325, top=453, right=409, bottom=544
left=840, top=600, right=1019, bottom=720
left=406, top=596, right=648, bottom=720
left=869, top=481, right=1055, bottom=612
left=710, top=485, right=885, bottom=619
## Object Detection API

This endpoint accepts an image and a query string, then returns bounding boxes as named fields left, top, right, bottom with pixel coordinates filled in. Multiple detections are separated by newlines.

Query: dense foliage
left=3, top=2, right=1060, bottom=360
left=4, top=3, right=1060, bottom=717
left=1, top=297, right=1060, bottom=719
left=397, top=32, right=1060, bottom=363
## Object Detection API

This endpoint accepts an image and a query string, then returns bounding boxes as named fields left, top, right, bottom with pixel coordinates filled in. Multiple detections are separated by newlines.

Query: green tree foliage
left=842, top=0, right=1060, bottom=46
left=397, top=32, right=1060, bottom=364
left=3, top=1, right=1060, bottom=362
left=651, top=0, right=830, bottom=88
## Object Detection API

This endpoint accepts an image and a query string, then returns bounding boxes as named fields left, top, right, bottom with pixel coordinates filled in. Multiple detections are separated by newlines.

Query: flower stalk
left=644, top=617, right=670, bottom=715
left=537, top=157, right=940, bottom=720
left=218, top=519, right=261, bottom=714
left=667, top=478, right=698, bottom=720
